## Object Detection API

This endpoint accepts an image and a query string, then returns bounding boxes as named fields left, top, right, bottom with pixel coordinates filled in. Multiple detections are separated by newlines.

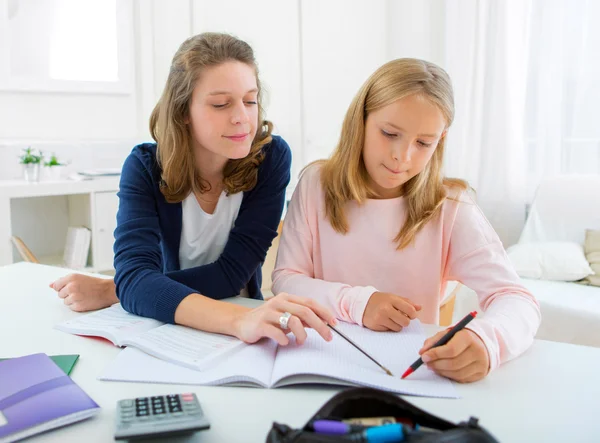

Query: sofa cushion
left=507, top=241, right=594, bottom=281
left=581, top=230, right=600, bottom=287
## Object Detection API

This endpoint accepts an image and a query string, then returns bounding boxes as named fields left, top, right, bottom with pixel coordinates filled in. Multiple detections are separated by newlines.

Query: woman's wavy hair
left=318, top=58, right=468, bottom=249
left=150, top=32, right=273, bottom=202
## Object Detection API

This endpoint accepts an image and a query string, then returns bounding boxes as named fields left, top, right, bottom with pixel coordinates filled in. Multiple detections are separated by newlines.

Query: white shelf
left=0, top=177, right=120, bottom=198
left=1, top=180, right=121, bottom=270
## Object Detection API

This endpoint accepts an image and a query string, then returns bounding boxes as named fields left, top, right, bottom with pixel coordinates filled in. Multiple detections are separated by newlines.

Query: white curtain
left=441, top=0, right=531, bottom=246
left=526, top=0, right=600, bottom=197
left=440, top=0, right=600, bottom=246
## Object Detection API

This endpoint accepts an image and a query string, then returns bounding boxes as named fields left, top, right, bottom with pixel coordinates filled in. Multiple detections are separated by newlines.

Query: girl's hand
left=419, top=329, right=490, bottom=383
left=362, top=292, right=421, bottom=332
left=232, top=293, right=337, bottom=346
left=50, top=274, right=118, bottom=312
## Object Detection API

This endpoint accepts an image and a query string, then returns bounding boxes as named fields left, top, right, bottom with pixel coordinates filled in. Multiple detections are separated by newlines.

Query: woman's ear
left=441, top=129, right=448, bottom=139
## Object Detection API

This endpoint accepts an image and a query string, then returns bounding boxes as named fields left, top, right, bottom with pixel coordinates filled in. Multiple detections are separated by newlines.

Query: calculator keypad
left=167, top=394, right=182, bottom=413
left=135, top=398, right=149, bottom=416
left=115, top=393, right=210, bottom=440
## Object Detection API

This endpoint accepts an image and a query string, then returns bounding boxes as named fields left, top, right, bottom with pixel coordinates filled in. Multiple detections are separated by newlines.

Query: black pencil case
left=266, top=387, right=499, bottom=442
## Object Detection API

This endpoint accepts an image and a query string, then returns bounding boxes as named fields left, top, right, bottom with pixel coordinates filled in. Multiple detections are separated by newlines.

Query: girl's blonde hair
left=150, top=32, right=273, bottom=203
left=318, top=58, right=467, bottom=249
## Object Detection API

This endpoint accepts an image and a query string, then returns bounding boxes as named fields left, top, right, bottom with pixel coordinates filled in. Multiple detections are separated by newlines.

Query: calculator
left=114, top=393, right=210, bottom=440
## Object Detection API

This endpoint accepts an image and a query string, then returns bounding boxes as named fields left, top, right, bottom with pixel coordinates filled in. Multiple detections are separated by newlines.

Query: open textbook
left=55, top=304, right=245, bottom=371
left=98, top=317, right=458, bottom=399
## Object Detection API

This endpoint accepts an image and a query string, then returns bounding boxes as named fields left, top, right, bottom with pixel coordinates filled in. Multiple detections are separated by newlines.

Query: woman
left=51, top=33, right=336, bottom=346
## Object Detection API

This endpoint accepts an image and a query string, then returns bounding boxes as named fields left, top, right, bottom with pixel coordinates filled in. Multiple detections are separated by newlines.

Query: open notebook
left=55, top=304, right=244, bottom=371
left=100, top=320, right=458, bottom=399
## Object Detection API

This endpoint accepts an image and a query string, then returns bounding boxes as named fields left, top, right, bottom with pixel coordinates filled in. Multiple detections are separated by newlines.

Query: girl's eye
left=245, top=101, right=257, bottom=105
left=381, top=130, right=397, bottom=138
left=212, top=104, right=228, bottom=109
left=417, top=140, right=432, bottom=147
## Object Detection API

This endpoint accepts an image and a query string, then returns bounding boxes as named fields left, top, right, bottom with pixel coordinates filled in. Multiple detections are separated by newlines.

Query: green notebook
left=0, top=354, right=79, bottom=375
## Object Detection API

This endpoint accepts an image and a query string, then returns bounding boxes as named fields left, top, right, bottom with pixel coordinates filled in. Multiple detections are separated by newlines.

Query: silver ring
left=278, top=312, right=292, bottom=330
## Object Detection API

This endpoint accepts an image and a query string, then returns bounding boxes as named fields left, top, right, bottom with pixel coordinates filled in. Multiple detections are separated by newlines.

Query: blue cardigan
left=113, top=136, right=291, bottom=323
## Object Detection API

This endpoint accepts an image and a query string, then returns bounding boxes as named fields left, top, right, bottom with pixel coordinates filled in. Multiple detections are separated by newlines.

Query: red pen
left=401, top=311, right=478, bottom=379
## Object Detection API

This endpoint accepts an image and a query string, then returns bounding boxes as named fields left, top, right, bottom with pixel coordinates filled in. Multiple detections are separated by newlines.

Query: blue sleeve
left=113, top=151, right=196, bottom=323
left=165, top=137, right=291, bottom=298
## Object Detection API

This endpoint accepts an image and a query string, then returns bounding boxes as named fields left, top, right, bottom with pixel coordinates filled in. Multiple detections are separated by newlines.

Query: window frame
left=0, top=0, right=134, bottom=95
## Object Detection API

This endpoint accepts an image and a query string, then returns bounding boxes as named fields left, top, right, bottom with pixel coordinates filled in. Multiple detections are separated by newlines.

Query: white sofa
left=452, top=175, right=600, bottom=347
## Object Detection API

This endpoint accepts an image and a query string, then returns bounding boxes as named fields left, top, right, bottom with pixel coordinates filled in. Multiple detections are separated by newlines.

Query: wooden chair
left=261, top=221, right=283, bottom=297
left=10, top=236, right=40, bottom=263
left=439, top=283, right=461, bottom=326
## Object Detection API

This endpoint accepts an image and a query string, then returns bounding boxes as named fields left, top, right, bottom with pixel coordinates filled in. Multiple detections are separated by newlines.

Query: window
left=0, top=0, right=133, bottom=94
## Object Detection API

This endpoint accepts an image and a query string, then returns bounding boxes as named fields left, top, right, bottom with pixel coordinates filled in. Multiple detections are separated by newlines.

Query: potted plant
left=42, top=153, right=66, bottom=181
left=19, top=147, right=42, bottom=182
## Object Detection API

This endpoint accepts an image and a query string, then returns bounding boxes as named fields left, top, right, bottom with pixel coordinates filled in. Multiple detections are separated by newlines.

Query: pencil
left=328, top=324, right=394, bottom=377
left=401, top=311, right=478, bottom=379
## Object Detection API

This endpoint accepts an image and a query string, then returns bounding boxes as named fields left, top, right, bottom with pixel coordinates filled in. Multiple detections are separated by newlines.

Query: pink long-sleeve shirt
left=272, top=164, right=541, bottom=371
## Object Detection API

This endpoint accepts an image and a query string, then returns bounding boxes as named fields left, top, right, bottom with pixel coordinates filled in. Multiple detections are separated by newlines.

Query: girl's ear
left=441, top=129, right=448, bottom=139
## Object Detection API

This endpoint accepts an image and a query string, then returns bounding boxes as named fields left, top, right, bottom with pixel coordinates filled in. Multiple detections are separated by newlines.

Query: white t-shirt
left=179, top=191, right=249, bottom=297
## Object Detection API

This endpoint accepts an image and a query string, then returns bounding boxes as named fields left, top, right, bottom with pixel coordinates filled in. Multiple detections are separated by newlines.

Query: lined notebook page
left=126, top=324, right=246, bottom=371
left=100, top=339, right=278, bottom=387
left=270, top=320, right=458, bottom=398
left=55, top=304, right=162, bottom=346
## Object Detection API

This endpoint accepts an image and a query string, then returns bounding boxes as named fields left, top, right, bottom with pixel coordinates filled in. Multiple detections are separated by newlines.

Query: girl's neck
left=366, top=179, right=404, bottom=199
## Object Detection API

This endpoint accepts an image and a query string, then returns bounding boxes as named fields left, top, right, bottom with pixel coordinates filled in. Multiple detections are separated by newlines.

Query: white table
left=1, top=262, right=599, bottom=442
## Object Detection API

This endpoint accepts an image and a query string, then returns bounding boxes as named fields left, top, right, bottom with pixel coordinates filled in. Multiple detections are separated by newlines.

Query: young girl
left=50, top=33, right=336, bottom=347
left=272, top=58, right=541, bottom=382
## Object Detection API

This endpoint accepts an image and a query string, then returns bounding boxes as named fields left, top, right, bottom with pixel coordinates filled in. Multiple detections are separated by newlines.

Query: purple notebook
left=0, top=353, right=100, bottom=442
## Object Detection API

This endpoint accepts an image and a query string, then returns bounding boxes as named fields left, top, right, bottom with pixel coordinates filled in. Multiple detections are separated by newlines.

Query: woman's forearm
left=104, top=278, right=119, bottom=304
left=174, top=293, right=251, bottom=337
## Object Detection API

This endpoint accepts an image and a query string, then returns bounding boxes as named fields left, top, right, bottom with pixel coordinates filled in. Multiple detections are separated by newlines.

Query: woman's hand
left=362, top=292, right=421, bottom=331
left=419, top=328, right=490, bottom=383
left=50, top=274, right=118, bottom=312
left=233, top=293, right=337, bottom=346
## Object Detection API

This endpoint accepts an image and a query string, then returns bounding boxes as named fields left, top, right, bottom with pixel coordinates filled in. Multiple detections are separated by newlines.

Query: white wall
left=0, top=92, right=139, bottom=142
left=0, top=0, right=451, bottom=179
left=0, top=0, right=453, bottom=181
left=300, top=0, right=389, bottom=168
left=190, top=0, right=304, bottom=183
left=0, top=0, right=306, bottom=181
left=386, top=0, right=446, bottom=66
left=0, top=0, right=146, bottom=179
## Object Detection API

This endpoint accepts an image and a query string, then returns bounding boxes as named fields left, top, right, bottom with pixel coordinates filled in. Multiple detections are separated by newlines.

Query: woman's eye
left=417, top=140, right=432, bottom=147
left=381, top=130, right=397, bottom=138
left=212, top=104, right=228, bottom=109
